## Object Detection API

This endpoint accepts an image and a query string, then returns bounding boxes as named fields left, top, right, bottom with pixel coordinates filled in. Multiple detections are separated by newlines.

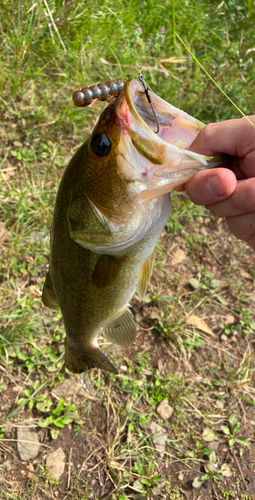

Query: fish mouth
left=117, top=78, right=205, bottom=165
left=115, top=79, right=226, bottom=198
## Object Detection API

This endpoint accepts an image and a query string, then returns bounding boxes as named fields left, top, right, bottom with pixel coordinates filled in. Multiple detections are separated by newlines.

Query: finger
left=188, top=117, right=255, bottom=157
left=174, top=184, right=185, bottom=191
left=185, top=168, right=237, bottom=206
left=206, top=178, right=255, bottom=218
left=188, top=118, right=255, bottom=178
left=226, top=212, right=255, bottom=242
left=247, top=233, right=255, bottom=250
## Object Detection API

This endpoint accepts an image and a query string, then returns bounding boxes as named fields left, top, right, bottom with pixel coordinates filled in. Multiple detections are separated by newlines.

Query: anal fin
left=103, top=307, right=137, bottom=347
left=136, top=249, right=156, bottom=300
left=42, top=271, right=59, bottom=309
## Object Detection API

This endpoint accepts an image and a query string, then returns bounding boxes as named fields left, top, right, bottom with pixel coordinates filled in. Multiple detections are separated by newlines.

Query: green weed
left=38, top=397, right=79, bottom=439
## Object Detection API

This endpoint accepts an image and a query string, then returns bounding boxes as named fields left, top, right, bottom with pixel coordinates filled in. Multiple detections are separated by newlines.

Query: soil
left=0, top=202, right=255, bottom=500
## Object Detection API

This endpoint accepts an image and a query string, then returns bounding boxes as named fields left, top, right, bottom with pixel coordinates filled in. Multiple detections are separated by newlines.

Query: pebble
left=17, top=426, right=41, bottom=461
left=157, top=399, right=173, bottom=419
left=171, top=248, right=186, bottom=266
left=221, top=334, right=228, bottom=342
left=46, top=448, right=65, bottom=479
left=52, top=374, right=95, bottom=400
left=4, top=460, right=12, bottom=471
left=3, top=420, right=13, bottom=434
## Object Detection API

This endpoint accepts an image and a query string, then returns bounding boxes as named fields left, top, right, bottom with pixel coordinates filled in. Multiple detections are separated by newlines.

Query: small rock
left=135, top=313, right=143, bottom=322
left=4, top=459, right=12, bottom=471
left=171, top=248, right=186, bottom=266
left=150, top=311, right=159, bottom=319
left=52, top=374, right=96, bottom=400
left=17, top=426, right=40, bottom=461
left=200, top=227, right=208, bottom=236
left=144, top=421, right=167, bottom=457
left=12, top=385, right=23, bottom=393
left=157, top=399, right=173, bottom=419
left=221, top=334, right=228, bottom=342
left=225, top=314, right=235, bottom=326
left=46, top=448, right=65, bottom=479
left=3, top=420, right=13, bottom=434
left=26, top=463, right=34, bottom=472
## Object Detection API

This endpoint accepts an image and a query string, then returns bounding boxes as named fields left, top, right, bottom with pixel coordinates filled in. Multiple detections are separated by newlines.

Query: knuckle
left=200, top=122, right=219, bottom=142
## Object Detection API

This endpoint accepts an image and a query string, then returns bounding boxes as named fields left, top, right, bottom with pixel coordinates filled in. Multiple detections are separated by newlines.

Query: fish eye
left=90, top=133, right=111, bottom=158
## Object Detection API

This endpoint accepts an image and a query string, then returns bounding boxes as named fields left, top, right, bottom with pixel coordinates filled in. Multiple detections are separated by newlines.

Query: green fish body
left=42, top=79, right=225, bottom=373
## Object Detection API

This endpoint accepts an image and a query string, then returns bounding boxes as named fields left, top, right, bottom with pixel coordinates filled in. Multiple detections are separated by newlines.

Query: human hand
left=179, top=116, right=255, bottom=250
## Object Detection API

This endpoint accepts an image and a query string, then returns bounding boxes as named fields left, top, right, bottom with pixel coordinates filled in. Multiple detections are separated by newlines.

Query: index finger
left=188, top=117, right=255, bottom=178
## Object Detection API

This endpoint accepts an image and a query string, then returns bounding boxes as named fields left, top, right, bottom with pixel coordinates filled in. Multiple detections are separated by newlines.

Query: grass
left=0, top=0, right=255, bottom=498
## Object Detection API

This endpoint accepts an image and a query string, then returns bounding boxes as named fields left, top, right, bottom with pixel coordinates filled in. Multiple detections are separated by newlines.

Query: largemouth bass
left=42, top=78, right=224, bottom=374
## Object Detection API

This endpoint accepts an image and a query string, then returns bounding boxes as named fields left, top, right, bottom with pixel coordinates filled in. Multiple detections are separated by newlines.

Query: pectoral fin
left=136, top=249, right=156, bottom=300
left=91, top=254, right=128, bottom=289
left=103, top=307, right=137, bottom=347
left=42, top=271, right=58, bottom=309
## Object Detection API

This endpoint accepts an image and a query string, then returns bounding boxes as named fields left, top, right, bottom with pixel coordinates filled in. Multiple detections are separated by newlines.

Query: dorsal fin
left=136, top=249, right=156, bottom=300
left=102, top=307, right=137, bottom=347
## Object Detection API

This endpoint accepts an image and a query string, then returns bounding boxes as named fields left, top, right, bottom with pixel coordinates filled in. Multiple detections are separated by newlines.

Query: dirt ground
left=0, top=203, right=255, bottom=500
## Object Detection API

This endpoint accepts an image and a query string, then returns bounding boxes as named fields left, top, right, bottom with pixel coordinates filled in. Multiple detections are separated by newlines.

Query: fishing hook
left=138, top=73, right=159, bottom=134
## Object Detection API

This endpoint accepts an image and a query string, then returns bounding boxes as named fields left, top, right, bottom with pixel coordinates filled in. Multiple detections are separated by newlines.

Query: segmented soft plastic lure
left=72, top=78, right=126, bottom=108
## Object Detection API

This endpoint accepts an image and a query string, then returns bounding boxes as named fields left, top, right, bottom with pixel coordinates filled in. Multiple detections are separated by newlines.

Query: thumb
left=185, top=168, right=237, bottom=206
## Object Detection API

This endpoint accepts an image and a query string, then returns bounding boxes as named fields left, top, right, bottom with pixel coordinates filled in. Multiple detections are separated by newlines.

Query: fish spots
left=101, top=109, right=113, bottom=126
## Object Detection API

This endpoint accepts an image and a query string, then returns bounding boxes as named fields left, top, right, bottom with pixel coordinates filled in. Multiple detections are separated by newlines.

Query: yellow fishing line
left=176, top=33, right=255, bottom=127
left=172, top=0, right=176, bottom=44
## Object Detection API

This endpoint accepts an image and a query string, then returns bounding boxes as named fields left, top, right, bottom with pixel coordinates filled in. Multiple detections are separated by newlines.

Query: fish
left=42, top=78, right=225, bottom=374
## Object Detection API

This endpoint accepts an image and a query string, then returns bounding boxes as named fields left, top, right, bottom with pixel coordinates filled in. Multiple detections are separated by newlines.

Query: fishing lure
left=72, top=78, right=126, bottom=108
left=72, top=73, right=159, bottom=134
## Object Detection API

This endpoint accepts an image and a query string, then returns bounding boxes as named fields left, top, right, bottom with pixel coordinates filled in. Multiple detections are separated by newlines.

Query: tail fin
left=64, top=339, right=118, bottom=374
